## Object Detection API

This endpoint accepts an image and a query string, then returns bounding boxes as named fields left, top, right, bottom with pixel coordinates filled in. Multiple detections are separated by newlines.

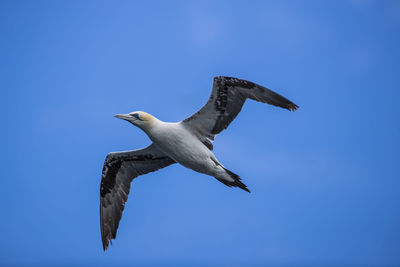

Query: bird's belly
left=151, top=130, right=213, bottom=174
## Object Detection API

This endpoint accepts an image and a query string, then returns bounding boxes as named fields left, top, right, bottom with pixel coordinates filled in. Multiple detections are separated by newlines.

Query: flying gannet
left=100, top=76, right=298, bottom=250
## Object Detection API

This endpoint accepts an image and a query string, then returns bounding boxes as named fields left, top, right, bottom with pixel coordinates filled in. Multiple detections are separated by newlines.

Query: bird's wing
left=182, top=76, right=298, bottom=148
left=100, top=144, right=175, bottom=250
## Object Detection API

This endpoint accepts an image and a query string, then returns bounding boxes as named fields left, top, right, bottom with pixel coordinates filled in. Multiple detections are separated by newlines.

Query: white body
left=143, top=119, right=233, bottom=182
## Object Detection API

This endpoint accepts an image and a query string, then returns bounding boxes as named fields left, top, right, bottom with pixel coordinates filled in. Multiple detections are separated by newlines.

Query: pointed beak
left=114, top=114, right=130, bottom=120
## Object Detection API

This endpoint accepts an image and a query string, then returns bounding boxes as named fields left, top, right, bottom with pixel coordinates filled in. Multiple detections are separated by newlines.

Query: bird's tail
left=216, top=167, right=250, bottom=193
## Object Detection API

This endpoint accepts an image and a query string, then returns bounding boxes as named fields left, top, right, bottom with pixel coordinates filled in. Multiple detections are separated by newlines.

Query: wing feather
left=100, top=144, right=175, bottom=250
left=182, top=76, right=298, bottom=144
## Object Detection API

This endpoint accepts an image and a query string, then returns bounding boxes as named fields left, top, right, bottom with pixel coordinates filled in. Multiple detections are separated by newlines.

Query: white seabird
left=100, top=76, right=298, bottom=250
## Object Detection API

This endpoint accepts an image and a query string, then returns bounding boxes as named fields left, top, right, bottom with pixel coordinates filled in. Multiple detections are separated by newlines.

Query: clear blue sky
left=1, top=0, right=399, bottom=266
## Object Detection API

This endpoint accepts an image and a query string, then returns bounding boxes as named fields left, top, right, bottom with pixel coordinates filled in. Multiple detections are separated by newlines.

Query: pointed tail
left=216, top=167, right=250, bottom=193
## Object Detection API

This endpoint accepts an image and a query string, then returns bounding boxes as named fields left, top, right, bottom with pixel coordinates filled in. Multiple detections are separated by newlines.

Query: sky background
left=1, top=0, right=400, bottom=266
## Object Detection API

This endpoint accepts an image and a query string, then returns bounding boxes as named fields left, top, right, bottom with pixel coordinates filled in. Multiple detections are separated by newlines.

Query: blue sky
left=1, top=0, right=400, bottom=266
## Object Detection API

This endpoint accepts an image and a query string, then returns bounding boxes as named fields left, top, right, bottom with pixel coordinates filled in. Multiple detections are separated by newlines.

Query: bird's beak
left=114, top=114, right=130, bottom=120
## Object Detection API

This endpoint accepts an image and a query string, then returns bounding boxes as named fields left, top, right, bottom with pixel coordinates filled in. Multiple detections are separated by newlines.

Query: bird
left=100, top=76, right=298, bottom=250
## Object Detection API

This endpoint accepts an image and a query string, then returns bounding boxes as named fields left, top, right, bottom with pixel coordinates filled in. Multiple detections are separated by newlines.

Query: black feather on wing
left=100, top=144, right=175, bottom=251
left=182, top=76, right=298, bottom=144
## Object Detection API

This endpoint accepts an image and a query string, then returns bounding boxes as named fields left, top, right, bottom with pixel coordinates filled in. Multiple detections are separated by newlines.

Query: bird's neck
left=137, top=116, right=163, bottom=134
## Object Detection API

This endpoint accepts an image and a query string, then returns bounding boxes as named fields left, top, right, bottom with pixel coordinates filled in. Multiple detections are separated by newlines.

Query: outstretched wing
left=182, top=76, right=298, bottom=149
left=100, top=144, right=175, bottom=250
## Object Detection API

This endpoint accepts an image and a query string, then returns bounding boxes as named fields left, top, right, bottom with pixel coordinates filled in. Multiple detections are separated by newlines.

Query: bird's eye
left=131, top=113, right=142, bottom=120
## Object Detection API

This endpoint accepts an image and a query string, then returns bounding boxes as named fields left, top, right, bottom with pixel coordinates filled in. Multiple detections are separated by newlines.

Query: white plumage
left=100, top=76, right=298, bottom=250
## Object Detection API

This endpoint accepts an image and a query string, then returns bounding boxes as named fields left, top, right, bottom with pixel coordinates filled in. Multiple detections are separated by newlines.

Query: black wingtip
left=102, top=238, right=109, bottom=251
left=214, top=76, right=299, bottom=112
left=271, top=93, right=299, bottom=112
left=288, top=103, right=299, bottom=111
left=102, top=238, right=113, bottom=251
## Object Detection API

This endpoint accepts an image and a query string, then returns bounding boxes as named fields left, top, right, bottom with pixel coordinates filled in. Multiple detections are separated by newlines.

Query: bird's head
left=114, top=111, right=155, bottom=129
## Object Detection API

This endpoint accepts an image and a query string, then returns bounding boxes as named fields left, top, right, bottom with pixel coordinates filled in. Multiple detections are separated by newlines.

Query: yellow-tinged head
left=114, top=111, right=156, bottom=129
